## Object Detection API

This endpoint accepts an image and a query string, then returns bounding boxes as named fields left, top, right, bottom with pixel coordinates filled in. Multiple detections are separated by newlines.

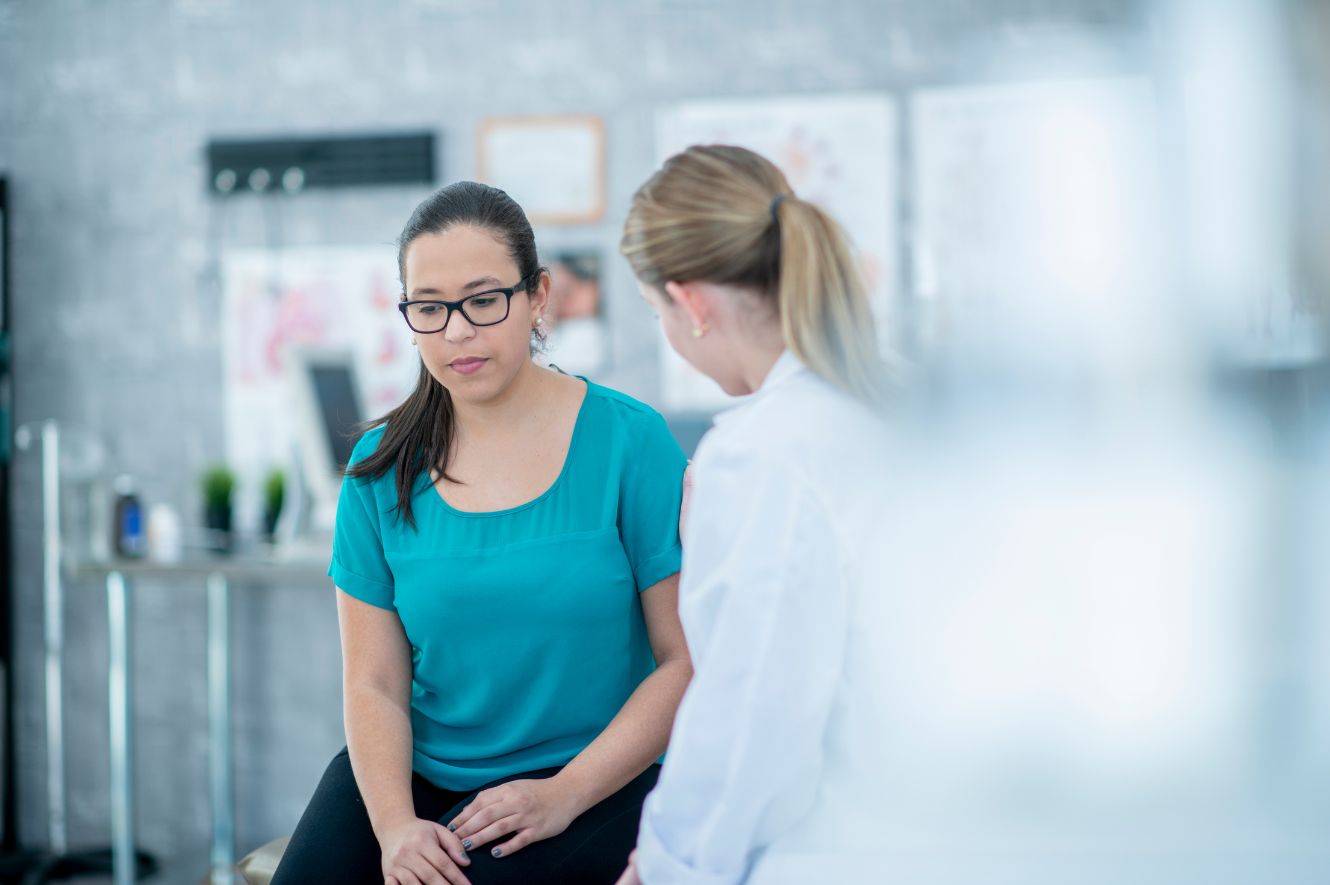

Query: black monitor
left=309, top=363, right=360, bottom=473
left=285, top=348, right=364, bottom=529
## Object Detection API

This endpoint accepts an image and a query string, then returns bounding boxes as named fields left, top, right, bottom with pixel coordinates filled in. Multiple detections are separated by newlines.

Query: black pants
left=271, top=748, right=659, bottom=885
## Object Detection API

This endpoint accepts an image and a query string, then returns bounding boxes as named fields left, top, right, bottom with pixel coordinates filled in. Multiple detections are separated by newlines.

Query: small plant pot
left=205, top=504, right=233, bottom=554
left=263, top=507, right=281, bottom=541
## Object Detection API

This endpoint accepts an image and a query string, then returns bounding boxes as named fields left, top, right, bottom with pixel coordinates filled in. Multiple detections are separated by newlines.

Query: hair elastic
left=769, top=193, right=787, bottom=224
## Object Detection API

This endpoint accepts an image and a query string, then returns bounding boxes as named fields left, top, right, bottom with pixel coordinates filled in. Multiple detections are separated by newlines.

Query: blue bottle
left=112, top=474, right=146, bottom=559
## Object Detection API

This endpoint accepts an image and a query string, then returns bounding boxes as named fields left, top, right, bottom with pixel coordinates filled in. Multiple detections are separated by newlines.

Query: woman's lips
left=449, top=357, right=488, bottom=376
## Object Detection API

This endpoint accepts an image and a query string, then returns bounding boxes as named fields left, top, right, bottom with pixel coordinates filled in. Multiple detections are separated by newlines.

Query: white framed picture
left=476, top=115, right=606, bottom=225
left=542, top=250, right=608, bottom=375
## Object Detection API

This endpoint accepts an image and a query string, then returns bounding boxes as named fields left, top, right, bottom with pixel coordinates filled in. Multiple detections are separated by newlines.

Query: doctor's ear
left=663, top=281, right=711, bottom=334
left=661, top=281, right=688, bottom=307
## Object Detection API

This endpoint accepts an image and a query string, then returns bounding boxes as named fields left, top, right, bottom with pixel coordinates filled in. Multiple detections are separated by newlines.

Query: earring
left=692, top=323, right=709, bottom=339
left=410, top=337, right=417, bottom=347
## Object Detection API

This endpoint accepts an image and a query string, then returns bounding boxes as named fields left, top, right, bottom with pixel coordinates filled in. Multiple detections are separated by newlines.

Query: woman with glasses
left=615, top=145, right=891, bottom=884
left=273, top=181, right=692, bottom=885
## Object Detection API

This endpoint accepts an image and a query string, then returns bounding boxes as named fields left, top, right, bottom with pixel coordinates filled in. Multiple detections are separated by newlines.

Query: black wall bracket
left=206, top=132, right=436, bottom=194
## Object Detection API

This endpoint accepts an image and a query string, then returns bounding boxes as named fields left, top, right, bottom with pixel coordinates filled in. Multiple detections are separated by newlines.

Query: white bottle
left=147, top=503, right=183, bottom=564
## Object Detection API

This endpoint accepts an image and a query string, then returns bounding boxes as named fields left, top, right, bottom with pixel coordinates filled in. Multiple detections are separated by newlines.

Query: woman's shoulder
left=348, top=422, right=390, bottom=466
left=700, top=374, right=889, bottom=499
left=582, top=379, right=670, bottom=431
left=579, top=379, right=685, bottom=467
left=342, top=424, right=400, bottom=494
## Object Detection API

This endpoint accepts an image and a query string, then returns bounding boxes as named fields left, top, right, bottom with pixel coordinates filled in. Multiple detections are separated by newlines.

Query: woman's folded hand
left=447, top=776, right=581, bottom=859
left=381, top=816, right=472, bottom=885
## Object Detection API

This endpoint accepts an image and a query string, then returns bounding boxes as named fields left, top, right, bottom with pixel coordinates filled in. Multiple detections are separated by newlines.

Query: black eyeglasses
left=398, top=273, right=534, bottom=334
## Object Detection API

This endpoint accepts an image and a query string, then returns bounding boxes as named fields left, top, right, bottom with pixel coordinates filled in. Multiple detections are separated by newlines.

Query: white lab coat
left=636, top=351, right=892, bottom=884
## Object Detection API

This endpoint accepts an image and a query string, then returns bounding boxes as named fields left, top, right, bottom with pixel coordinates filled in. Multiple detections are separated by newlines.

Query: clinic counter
left=71, top=550, right=331, bottom=885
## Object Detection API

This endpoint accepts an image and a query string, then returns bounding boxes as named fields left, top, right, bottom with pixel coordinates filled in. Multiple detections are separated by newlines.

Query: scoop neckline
left=425, top=376, right=592, bottom=519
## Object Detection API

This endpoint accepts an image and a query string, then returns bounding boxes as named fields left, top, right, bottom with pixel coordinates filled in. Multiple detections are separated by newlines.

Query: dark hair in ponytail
left=346, top=181, right=541, bottom=529
left=620, top=144, right=884, bottom=403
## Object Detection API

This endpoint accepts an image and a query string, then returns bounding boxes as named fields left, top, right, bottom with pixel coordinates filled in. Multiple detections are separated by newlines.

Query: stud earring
left=692, top=323, right=709, bottom=339
left=410, top=337, right=417, bottom=346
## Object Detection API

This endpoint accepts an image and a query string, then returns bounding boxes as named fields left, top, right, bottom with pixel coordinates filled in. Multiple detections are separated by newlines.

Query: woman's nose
left=442, top=308, right=477, bottom=341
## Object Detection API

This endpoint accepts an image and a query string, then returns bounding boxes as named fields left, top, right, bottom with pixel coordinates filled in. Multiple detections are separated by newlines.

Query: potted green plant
left=263, top=468, right=285, bottom=540
left=201, top=465, right=236, bottom=553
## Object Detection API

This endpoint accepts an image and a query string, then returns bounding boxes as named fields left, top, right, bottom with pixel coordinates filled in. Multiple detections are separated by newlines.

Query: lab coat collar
left=759, top=350, right=805, bottom=394
left=712, top=350, right=805, bottom=426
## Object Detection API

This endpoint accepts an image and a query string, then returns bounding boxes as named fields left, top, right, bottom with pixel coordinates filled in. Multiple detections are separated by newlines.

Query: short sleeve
left=618, top=410, right=687, bottom=592
left=327, top=441, right=396, bottom=610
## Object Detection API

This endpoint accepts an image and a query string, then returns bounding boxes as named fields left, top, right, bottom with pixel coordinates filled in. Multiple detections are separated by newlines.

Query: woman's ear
left=528, top=269, right=552, bottom=320
left=663, top=281, right=710, bottom=333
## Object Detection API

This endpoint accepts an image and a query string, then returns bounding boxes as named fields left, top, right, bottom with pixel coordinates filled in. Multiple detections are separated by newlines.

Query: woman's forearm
left=555, top=656, right=693, bottom=814
left=344, top=685, right=417, bottom=842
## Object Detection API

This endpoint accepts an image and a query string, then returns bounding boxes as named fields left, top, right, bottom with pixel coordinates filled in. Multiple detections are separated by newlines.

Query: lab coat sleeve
left=635, top=444, right=847, bottom=885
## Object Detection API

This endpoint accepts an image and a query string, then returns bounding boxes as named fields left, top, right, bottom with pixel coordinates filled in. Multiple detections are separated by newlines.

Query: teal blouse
left=327, top=380, right=687, bottom=791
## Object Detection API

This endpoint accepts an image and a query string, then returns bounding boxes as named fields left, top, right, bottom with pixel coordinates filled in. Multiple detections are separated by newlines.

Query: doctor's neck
left=726, top=315, right=788, bottom=396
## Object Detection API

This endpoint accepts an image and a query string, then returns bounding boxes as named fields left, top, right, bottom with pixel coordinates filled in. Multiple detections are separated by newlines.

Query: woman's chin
left=441, top=361, right=524, bottom=404
left=715, top=376, right=752, bottom=397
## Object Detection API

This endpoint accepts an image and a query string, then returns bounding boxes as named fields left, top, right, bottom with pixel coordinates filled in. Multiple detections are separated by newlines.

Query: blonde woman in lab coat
left=615, top=144, right=892, bottom=884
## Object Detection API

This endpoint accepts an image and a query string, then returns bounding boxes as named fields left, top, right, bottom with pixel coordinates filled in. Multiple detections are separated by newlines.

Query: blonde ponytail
left=621, top=144, right=885, bottom=404
left=772, top=195, right=884, bottom=403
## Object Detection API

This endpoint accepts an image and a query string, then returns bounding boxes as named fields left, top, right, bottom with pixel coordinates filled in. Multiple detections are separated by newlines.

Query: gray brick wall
left=0, top=1, right=1148, bottom=880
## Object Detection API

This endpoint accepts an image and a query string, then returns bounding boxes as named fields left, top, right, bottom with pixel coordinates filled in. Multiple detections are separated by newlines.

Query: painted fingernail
left=461, top=852, right=470, bottom=862
left=491, top=848, right=503, bottom=858
left=462, top=839, right=473, bottom=850
left=448, top=823, right=456, bottom=832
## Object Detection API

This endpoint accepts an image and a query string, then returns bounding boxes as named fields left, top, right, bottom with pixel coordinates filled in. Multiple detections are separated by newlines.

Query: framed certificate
left=476, top=115, right=606, bottom=225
